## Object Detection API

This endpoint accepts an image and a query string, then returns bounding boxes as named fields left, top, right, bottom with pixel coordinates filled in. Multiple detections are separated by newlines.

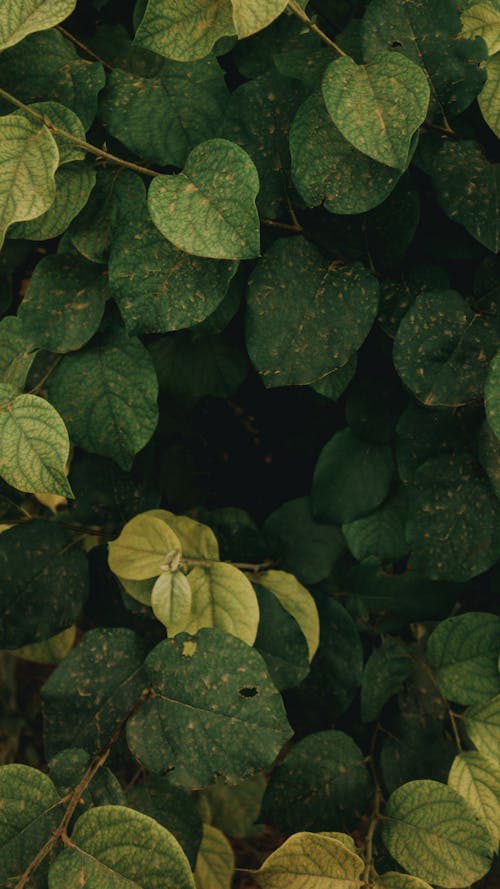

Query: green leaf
left=128, top=777, right=203, bottom=868
left=427, top=612, right=500, bottom=705
left=231, top=0, right=288, bottom=38
left=0, top=764, right=61, bottom=889
left=395, top=401, right=468, bottom=485
left=109, top=183, right=237, bottom=335
left=13, top=625, right=76, bottom=664
left=461, top=3, right=500, bottom=53
left=0, top=520, right=88, bottom=649
left=249, top=832, right=365, bottom=889
left=261, top=730, right=372, bottom=833
left=380, top=716, right=455, bottom=795
left=194, top=824, right=234, bottom=889
left=9, top=163, right=96, bottom=241
left=185, top=562, right=260, bottom=646
left=254, top=583, right=310, bottom=691
left=479, top=52, right=500, bottom=137
left=127, top=628, right=292, bottom=787
left=0, top=113, right=59, bottom=248
left=255, top=569, right=319, bottom=661
left=197, top=773, right=266, bottom=838
left=0, top=316, right=37, bottom=388
left=312, top=428, right=394, bottom=524
left=290, top=91, right=402, bottom=215
left=47, top=325, right=159, bottom=470
left=322, top=52, right=429, bottom=170
left=0, top=30, right=105, bottom=129
left=479, top=419, right=500, bottom=497
left=448, top=751, right=500, bottom=846
left=245, top=237, right=379, bottom=387
left=100, top=57, right=228, bottom=168
left=70, top=168, right=144, bottom=264
left=393, top=290, right=498, bottom=407
left=18, top=254, right=106, bottom=353
left=485, top=348, right=500, bottom=439
left=48, top=805, right=195, bottom=889
left=134, top=0, right=235, bottom=62
left=406, top=452, right=500, bottom=581
left=221, top=72, right=305, bottom=219
left=152, top=571, right=193, bottom=637
left=342, top=489, right=409, bottom=563
left=311, top=357, right=357, bottom=401
left=431, top=140, right=500, bottom=253
left=150, top=332, right=248, bottom=403
left=464, top=694, right=500, bottom=761
left=48, top=748, right=125, bottom=812
left=264, top=497, right=345, bottom=585
left=373, top=874, right=433, bottom=889
left=108, top=513, right=182, bottom=580
left=0, top=392, right=72, bottom=497
left=362, top=0, right=488, bottom=121
left=0, top=0, right=76, bottom=50
left=148, top=139, right=260, bottom=260
left=16, top=101, right=86, bottom=166
left=360, top=638, right=413, bottom=723
left=382, top=779, right=494, bottom=887
left=42, top=627, right=147, bottom=757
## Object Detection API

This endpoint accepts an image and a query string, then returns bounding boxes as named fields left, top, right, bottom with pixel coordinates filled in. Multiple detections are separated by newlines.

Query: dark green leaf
left=427, top=612, right=500, bottom=705
left=128, top=776, right=203, bottom=867
left=361, top=637, right=413, bottom=722
left=254, top=582, right=310, bottom=690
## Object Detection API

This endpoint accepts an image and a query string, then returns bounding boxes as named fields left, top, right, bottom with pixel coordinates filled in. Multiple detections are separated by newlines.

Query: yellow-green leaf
left=13, top=625, right=76, bottom=664
left=250, top=832, right=365, bottom=888
left=479, top=52, right=500, bottom=137
left=108, top=513, right=182, bottom=580
left=256, top=570, right=320, bottom=661
left=448, top=751, right=500, bottom=846
left=185, top=562, right=259, bottom=646
left=461, top=3, right=500, bottom=54
left=0, top=113, right=58, bottom=247
left=194, top=824, right=234, bottom=889
left=134, top=0, right=235, bottom=63
left=230, top=0, right=288, bottom=38
left=152, top=571, right=193, bottom=637
left=147, top=509, right=220, bottom=560
left=373, top=874, right=433, bottom=889
left=0, top=390, right=72, bottom=497
left=0, top=0, right=76, bottom=51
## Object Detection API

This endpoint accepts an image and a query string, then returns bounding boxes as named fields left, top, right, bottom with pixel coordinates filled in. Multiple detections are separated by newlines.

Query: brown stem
left=363, top=725, right=384, bottom=885
left=56, top=26, right=113, bottom=71
left=287, top=0, right=347, bottom=56
left=0, top=87, right=158, bottom=178
left=261, top=217, right=303, bottom=233
left=29, top=355, right=63, bottom=395
left=422, top=119, right=458, bottom=139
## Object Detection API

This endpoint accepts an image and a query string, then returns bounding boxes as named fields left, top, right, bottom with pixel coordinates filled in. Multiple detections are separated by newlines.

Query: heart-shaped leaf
left=0, top=0, right=76, bottom=50
left=322, top=51, right=429, bottom=169
left=148, top=139, right=260, bottom=260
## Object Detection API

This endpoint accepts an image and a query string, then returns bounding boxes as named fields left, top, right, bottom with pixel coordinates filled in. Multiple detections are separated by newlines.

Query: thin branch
left=182, top=557, right=277, bottom=574
left=0, top=87, right=158, bottom=178
left=422, top=119, right=458, bottom=139
left=29, top=355, right=63, bottom=396
left=363, top=724, right=384, bottom=886
left=56, top=25, right=113, bottom=71
left=287, top=0, right=347, bottom=56
left=260, top=217, right=303, bottom=233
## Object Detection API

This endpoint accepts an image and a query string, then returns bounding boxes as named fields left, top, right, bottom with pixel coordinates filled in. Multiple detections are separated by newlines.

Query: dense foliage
left=0, top=0, right=499, bottom=887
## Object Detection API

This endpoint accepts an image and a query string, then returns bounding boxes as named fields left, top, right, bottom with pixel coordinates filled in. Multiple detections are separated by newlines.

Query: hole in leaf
left=239, top=686, right=258, bottom=697
left=391, top=40, right=402, bottom=47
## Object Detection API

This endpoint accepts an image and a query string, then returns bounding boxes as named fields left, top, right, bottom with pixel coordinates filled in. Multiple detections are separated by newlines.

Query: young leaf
left=0, top=391, right=72, bottom=497
left=47, top=325, right=159, bottom=470
left=245, top=237, right=379, bottom=387
left=108, top=512, right=182, bottom=581
left=152, top=571, right=193, bottom=637
left=485, top=348, right=500, bottom=439
left=145, top=508, right=220, bottom=560
left=185, top=562, right=260, bottom=646
left=448, top=751, right=500, bottom=846
left=127, top=628, right=292, bottom=787
left=42, top=627, right=147, bottom=757
left=194, top=823, right=234, bottom=889
left=148, top=139, right=260, bottom=260
left=322, top=52, right=429, bottom=170
left=362, top=0, right=487, bottom=120
left=256, top=569, right=320, bottom=661
left=18, top=254, right=106, bottom=353
left=134, top=0, right=236, bottom=62
left=393, top=290, right=498, bottom=407
left=0, top=764, right=62, bottom=889
left=0, top=0, right=76, bottom=51
left=290, top=91, right=402, bottom=215
left=427, top=612, right=500, bottom=705
left=312, top=428, right=394, bottom=524
left=249, top=832, right=364, bottom=889
left=464, top=694, right=500, bottom=762
left=0, top=113, right=58, bottom=247
left=360, top=638, right=413, bottom=723
left=261, top=730, right=372, bottom=834
left=431, top=140, right=500, bottom=253
left=48, top=805, right=195, bottom=889
left=128, top=777, right=202, bottom=868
